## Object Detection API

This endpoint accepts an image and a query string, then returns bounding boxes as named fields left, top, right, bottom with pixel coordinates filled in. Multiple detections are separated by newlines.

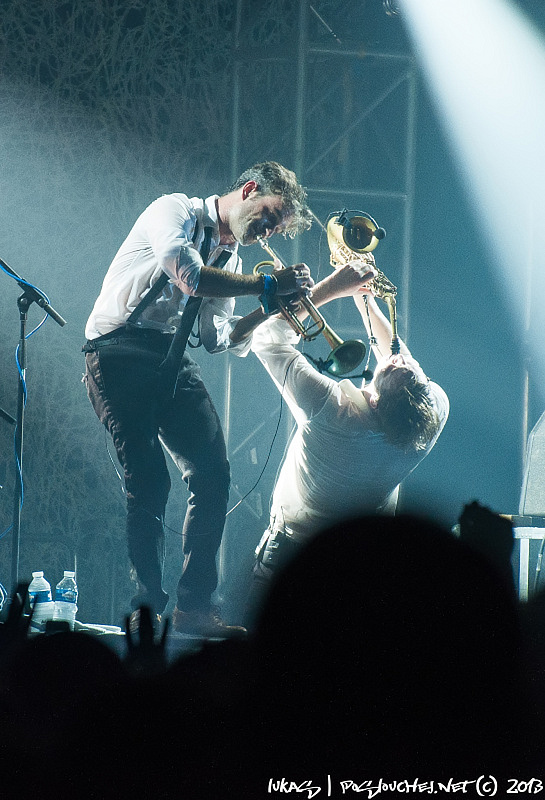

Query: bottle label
left=30, top=590, right=52, bottom=604
left=55, top=589, right=77, bottom=603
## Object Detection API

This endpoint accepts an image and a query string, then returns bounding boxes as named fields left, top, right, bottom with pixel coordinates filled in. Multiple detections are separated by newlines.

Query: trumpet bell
left=325, top=338, right=367, bottom=377
left=327, top=209, right=386, bottom=256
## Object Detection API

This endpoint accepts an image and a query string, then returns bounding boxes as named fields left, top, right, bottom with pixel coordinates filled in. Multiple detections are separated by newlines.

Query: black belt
left=82, top=326, right=173, bottom=353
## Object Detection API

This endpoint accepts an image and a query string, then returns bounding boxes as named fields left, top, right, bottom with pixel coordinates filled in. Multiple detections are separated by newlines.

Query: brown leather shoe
left=171, top=606, right=247, bottom=639
left=127, top=607, right=162, bottom=637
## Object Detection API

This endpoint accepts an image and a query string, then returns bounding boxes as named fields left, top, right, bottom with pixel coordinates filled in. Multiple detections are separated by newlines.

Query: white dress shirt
left=85, top=193, right=251, bottom=356
left=251, top=317, right=449, bottom=542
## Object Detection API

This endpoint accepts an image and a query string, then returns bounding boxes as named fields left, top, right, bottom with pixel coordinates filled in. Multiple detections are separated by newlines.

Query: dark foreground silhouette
left=0, top=511, right=543, bottom=797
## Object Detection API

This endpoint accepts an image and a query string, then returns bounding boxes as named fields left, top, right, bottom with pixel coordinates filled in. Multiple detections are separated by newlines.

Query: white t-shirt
left=85, top=193, right=251, bottom=356
left=251, top=317, right=450, bottom=542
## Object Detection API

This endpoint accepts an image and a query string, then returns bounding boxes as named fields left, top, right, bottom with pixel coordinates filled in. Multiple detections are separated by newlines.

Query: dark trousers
left=245, top=528, right=302, bottom=627
left=84, top=329, right=230, bottom=616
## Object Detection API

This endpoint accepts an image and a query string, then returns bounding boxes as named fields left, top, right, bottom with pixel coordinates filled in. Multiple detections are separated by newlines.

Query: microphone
left=306, top=353, right=373, bottom=381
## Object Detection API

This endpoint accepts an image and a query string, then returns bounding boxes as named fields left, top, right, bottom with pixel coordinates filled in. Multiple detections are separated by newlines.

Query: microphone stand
left=0, top=255, right=66, bottom=588
left=0, top=407, right=16, bottom=426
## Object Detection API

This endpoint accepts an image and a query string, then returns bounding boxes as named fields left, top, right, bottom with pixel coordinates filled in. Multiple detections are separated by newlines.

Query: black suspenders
left=125, top=272, right=170, bottom=326
left=159, top=226, right=232, bottom=395
left=129, top=223, right=230, bottom=333
left=157, top=226, right=212, bottom=380
left=125, top=223, right=202, bottom=327
left=84, top=221, right=231, bottom=363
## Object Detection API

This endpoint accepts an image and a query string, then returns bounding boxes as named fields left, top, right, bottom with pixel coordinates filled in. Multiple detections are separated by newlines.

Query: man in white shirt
left=83, top=162, right=313, bottom=636
left=248, top=255, right=449, bottom=614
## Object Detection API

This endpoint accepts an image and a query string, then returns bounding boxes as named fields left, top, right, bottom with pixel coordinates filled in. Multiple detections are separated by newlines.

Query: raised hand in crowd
left=124, top=605, right=170, bottom=677
left=0, top=582, right=32, bottom=656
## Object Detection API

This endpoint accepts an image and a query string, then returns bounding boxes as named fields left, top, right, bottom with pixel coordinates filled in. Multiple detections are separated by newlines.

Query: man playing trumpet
left=83, top=161, right=313, bottom=637
left=247, top=254, right=449, bottom=617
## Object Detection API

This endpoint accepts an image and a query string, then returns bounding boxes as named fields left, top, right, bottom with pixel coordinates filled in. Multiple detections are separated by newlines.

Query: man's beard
left=230, top=206, right=261, bottom=246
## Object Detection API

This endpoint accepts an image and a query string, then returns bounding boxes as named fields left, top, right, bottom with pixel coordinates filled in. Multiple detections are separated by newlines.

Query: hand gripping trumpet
left=326, top=209, right=401, bottom=355
left=253, top=238, right=367, bottom=376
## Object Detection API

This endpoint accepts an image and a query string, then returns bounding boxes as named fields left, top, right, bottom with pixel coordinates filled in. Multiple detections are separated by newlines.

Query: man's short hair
left=229, top=161, right=312, bottom=238
left=375, top=366, right=440, bottom=452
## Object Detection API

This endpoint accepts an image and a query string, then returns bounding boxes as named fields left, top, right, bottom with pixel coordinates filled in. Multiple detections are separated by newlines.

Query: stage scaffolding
left=0, top=0, right=419, bottom=622
left=216, top=0, right=417, bottom=615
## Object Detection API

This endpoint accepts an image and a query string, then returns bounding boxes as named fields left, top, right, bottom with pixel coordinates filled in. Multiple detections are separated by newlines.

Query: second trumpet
left=254, top=239, right=367, bottom=376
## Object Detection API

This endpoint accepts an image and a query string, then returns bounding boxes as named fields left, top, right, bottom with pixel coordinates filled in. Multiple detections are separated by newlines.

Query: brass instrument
left=326, top=209, right=400, bottom=355
left=254, top=239, right=367, bottom=376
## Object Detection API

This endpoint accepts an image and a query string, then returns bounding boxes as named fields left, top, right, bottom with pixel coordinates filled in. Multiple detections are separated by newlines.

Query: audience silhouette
left=0, top=506, right=543, bottom=797
left=245, top=513, right=536, bottom=780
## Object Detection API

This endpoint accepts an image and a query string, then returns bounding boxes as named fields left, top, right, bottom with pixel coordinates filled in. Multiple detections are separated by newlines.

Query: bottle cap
left=64, top=571, right=76, bottom=578
left=32, top=571, right=44, bottom=577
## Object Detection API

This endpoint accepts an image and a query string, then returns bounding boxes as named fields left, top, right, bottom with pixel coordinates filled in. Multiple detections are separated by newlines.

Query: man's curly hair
left=228, top=161, right=313, bottom=238
left=375, top=366, right=440, bottom=452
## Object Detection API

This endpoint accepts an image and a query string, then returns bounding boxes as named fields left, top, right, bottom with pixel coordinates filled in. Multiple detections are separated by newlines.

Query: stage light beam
left=400, top=0, right=545, bottom=381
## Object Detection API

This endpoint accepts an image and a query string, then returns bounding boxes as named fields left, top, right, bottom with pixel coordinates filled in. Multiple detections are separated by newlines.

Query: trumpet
left=326, top=209, right=400, bottom=355
left=254, top=238, right=367, bottom=376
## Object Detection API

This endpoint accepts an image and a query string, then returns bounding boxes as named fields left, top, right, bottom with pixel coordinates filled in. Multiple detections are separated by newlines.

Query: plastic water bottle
left=28, top=571, right=55, bottom=633
left=53, top=571, right=78, bottom=630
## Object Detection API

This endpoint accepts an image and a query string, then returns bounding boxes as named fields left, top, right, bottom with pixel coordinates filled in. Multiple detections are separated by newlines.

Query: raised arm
left=353, top=292, right=410, bottom=362
left=196, top=262, right=312, bottom=299
left=292, top=252, right=412, bottom=363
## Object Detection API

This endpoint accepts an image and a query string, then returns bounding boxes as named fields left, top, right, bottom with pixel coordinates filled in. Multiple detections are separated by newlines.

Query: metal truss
left=217, top=0, right=417, bottom=606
